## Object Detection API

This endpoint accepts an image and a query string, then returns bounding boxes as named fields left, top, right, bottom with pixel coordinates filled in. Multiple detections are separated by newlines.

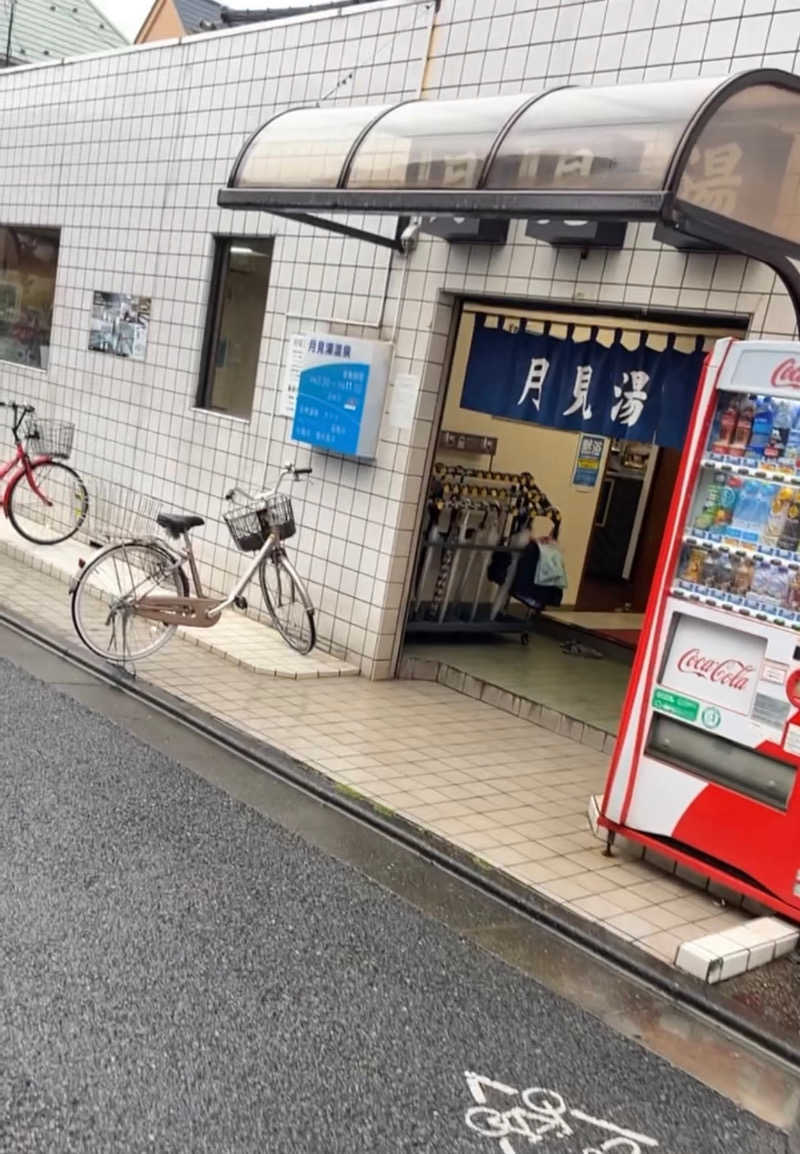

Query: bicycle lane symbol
left=463, top=1072, right=659, bottom=1154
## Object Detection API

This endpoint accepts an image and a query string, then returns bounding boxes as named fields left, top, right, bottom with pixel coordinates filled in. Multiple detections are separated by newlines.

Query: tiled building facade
left=0, top=0, right=798, bottom=676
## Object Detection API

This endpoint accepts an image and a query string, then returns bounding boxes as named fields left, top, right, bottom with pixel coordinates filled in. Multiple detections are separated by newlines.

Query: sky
left=94, top=0, right=318, bottom=41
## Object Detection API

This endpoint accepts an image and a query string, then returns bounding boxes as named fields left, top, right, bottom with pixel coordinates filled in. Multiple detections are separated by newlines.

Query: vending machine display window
left=601, top=340, right=800, bottom=918
left=678, top=388, right=800, bottom=626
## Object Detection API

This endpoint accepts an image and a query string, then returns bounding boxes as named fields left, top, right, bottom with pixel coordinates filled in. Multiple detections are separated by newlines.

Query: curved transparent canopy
left=225, top=70, right=800, bottom=259
left=347, top=94, right=531, bottom=190
left=234, top=104, right=391, bottom=189
left=486, top=78, right=722, bottom=191
left=676, top=83, right=800, bottom=246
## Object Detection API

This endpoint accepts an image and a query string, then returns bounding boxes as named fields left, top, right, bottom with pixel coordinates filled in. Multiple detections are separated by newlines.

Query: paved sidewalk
left=0, top=517, right=357, bottom=680
left=0, top=544, right=762, bottom=968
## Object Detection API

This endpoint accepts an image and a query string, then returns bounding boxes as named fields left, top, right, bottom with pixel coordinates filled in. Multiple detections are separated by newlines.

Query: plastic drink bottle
left=712, top=476, right=740, bottom=532
left=701, top=551, right=718, bottom=587
left=748, top=397, right=775, bottom=458
left=778, top=495, right=800, bottom=551
left=729, top=397, right=754, bottom=457
left=731, top=479, right=757, bottom=533
left=785, top=569, right=800, bottom=611
left=732, top=556, right=754, bottom=595
left=764, top=564, right=789, bottom=605
left=682, top=548, right=705, bottom=582
left=785, top=407, right=800, bottom=468
left=763, top=486, right=794, bottom=547
left=694, top=473, right=725, bottom=531
left=754, top=484, right=778, bottom=546
left=712, top=396, right=739, bottom=454
left=713, top=551, right=733, bottom=593
left=775, top=400, right=793, bottom=432
left=747, top=561, right=772, bottom=606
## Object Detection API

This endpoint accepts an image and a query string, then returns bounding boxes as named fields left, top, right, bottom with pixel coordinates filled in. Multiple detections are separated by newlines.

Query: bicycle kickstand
left=116, top=616, right=137, bottom=681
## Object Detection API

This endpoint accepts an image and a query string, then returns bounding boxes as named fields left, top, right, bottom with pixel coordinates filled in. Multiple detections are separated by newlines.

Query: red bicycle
left=0, top=400, right=88, bottom=544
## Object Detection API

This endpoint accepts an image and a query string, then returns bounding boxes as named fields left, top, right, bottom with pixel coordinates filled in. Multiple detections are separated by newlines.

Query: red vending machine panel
left=601, top=339, right=800, bottom=918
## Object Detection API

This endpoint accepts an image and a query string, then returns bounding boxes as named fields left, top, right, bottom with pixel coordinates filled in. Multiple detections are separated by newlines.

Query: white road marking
left=570, top=1110, right=659, bottom=1147
left=465, top=1073, right=519, bottom=1105
left=462, top=1071, right=659, bottom=1153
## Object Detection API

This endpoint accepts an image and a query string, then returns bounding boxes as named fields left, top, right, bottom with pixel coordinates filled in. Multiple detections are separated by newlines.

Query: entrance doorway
left=401, top=300, right=746, bottom=738
left=571, top=441, right=682, bottom=647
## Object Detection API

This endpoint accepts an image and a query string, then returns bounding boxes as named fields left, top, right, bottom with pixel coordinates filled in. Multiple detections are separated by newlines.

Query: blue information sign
left=290, top=333, right=392, bottom=459
left=292, top=362, right=369, bottom=455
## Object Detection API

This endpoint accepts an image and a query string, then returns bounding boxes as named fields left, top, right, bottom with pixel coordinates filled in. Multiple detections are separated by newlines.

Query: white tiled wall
left=0, top=0, right=798, bottom=676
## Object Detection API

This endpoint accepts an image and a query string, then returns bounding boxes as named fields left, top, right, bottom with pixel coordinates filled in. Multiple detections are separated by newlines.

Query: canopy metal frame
left=218, top=69, right=800, bottom=324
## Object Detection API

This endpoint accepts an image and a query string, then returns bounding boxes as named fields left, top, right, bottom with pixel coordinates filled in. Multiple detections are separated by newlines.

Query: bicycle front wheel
left=71, top=541, right=188, bottom=664
left=8, top=461, right=88, bottom=545
left=258, top=548, right=316, bottom=654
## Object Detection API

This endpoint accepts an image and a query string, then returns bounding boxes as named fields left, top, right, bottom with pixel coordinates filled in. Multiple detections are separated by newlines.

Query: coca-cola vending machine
left=600, top=338, right=800, bottom=919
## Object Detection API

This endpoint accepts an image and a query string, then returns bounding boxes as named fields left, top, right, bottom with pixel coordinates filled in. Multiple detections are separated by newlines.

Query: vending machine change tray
left=646, top=712, right=795, bottom=810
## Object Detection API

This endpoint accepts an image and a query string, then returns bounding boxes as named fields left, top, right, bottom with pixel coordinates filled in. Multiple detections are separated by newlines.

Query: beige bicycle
left=70, top=463, right=315, bottom=664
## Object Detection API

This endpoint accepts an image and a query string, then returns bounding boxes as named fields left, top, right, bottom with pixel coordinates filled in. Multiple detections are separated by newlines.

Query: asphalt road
left=0, top=653, right=790, bottom=1154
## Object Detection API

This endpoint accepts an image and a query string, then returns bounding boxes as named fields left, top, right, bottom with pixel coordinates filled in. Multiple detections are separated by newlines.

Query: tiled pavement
left=0, top=540, right=761, bottom=969
left=0, top=516, right=357, bottom=680
left=405, top=633, right=631, bottom=737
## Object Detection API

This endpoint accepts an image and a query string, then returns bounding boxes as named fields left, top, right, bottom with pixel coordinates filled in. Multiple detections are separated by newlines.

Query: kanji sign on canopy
left=460, top=314, right=706, bottom=449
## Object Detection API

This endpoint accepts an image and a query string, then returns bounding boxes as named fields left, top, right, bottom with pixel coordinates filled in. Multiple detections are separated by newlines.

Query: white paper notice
left=279, top=334, right=307, bottom=419
left=784, top=726, right=800, bottom=756
left=388, top=373, right=420, bottom=430
left=761, top=659, right=788, bottom=686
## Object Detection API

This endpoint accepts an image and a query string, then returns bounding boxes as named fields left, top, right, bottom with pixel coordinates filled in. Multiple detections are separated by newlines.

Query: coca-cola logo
left=770, top=358, right=800, bottom=387
left=676, top=648, right=755, bottom=690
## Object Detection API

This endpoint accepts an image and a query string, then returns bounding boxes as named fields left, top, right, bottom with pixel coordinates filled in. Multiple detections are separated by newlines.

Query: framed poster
left=572, top=433, right=605, bottom=487
left=89, top=291, right=151, bottom=361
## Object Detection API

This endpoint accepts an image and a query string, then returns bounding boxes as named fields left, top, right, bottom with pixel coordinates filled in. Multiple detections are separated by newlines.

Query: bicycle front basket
left=224, top=493, right=296, bottom=553
left=224, top=502, right=267, bottom=553
left=264, top=493, right=296, bottom=541
left=27, top=419, right=75, bottom=460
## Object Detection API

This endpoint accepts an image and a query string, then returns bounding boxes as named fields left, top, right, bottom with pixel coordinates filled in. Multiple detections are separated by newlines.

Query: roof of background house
left=219, top=1, right=375, bottom=25
left=174, top=0, right=224, bottom=32
left=0, top=0, right=127, bottom=64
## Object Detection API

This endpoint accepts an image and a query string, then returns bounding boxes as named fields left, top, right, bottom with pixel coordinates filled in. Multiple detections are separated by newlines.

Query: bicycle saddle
left=156, top=512, right=205, bottom=537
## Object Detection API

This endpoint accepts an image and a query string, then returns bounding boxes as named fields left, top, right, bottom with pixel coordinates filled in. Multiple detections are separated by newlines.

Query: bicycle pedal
left=234, top=595, right=248, bottom=610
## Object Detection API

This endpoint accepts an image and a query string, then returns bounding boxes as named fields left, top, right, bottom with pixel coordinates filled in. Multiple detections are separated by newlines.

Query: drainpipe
left=259, top=0, right=441, bottom=489
left=5, top=0, right=15, bottom=68
left=416, top=0, right=441, bottom=100
left=376, top=0, right=440, bottom=334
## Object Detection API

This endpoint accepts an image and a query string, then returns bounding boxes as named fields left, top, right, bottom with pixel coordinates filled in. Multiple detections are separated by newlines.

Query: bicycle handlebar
left=224, top=463, right=312, bottom=504
left=0, top=400, right=35, bottom=441
left=0, top=401, right=34, bottom=413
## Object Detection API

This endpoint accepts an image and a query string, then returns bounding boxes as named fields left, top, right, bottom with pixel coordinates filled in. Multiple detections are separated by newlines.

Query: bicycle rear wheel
left=71, top=541, right=188, bottom=664
left=8, top=461, right=88, bottom=545
left=258, top=547, right=316, bottom=654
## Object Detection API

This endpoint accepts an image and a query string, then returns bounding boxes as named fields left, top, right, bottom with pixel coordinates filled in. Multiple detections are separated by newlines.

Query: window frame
left=0, top=223, right=61, bottom=373
left=196, top=234, right=273, bottom=418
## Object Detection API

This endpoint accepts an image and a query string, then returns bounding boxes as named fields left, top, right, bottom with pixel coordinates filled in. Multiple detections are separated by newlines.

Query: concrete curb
left=1, top=600, right=799, bottom=1071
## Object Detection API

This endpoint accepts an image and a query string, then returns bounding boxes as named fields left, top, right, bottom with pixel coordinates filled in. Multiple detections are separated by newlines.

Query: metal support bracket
left=271, top=210, right=406, bottom=253
left=667, top=201, right=800, bottom=334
